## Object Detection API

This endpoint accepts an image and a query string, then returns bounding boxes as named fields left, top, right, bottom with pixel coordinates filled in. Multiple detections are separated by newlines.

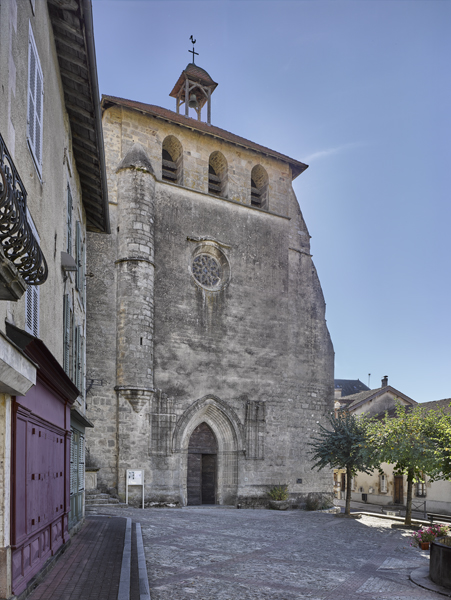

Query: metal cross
left=189, top=35, right=199, bottom=64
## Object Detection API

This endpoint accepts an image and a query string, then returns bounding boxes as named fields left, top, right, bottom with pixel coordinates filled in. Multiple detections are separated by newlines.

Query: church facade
left=86, top=63, right=334, bottom=506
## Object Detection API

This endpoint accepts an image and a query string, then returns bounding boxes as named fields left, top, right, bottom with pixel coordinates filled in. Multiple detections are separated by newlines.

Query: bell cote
left=169, top=62, right=218, bottom=125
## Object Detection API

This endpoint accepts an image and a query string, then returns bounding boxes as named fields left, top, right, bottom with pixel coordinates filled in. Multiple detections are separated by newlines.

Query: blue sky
left=92, top=0, right=451, bottom=402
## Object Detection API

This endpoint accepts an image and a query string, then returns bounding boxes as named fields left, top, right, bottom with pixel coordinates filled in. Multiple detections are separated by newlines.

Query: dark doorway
left=394, top=475, right=404, bottom=504
left=187, top=423, right=217, bottom=505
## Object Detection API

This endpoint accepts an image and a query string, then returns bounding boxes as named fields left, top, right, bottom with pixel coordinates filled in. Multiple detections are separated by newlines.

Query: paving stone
left=90, top=505, right=442, bottom=599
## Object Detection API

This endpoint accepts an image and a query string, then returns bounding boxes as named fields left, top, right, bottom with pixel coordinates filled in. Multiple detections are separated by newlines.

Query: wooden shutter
left=70, top=429, right=77, bottom=496
left=67, top=185, right=73, bottom=254
left=81, top=235, right=86, bottom=306
left=27, top=24, right=43, bottom=174
left=25, top=211, right=40, bottom=337
left=75, top=221, right=83, bottom=293
left=25, top=286, right=39, bottom=337
left=78, top=435, right=85, bottom=491
left=80, top=334, right=85, bottom=400
left=63, top=294, right=72, bottom=375
left=73, top=323, right=79, bottom=390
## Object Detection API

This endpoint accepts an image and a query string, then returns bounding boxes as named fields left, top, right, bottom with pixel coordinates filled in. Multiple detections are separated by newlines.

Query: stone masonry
left=86, top=65, right=334, bottom=507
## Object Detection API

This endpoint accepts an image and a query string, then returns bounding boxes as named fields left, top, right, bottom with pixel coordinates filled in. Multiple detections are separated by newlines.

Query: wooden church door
left=187, top=423, right=217, bottom=505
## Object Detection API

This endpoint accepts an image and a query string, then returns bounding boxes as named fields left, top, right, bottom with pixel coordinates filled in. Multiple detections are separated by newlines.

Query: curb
left=410, top=566, right=451, bottom=597
left=118, top=518, right=132, bottom=600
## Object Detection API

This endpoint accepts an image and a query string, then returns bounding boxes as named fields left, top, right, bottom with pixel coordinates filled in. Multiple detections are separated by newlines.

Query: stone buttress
left=114, top=143, right=156, bottom=498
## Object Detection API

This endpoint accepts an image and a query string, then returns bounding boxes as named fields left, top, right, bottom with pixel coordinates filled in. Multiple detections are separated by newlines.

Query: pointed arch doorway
left=187, top=423, right=217, bottom=505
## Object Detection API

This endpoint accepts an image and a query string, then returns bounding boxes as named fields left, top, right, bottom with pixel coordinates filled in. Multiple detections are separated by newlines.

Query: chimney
left=381, top=375, right=388, bottom=388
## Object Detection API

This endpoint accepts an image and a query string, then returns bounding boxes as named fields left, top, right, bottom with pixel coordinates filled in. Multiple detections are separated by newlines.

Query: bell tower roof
left=169, top=64, right=218, bottom=98
left=169, top=63, right=218, bottom=124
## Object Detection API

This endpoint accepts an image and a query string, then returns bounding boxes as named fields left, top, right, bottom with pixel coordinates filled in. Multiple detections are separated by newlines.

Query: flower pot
left=268, top=500, right=290, bottom=511
left=420, top=542, right=430, bottom=550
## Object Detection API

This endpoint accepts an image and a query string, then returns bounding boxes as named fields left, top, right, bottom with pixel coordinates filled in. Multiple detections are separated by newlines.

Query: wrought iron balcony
left=0, top=133, right=48, bottom=294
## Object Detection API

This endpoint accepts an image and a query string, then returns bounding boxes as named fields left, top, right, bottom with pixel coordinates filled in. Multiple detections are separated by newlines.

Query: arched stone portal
left=173, top=395, right=244, bottom=506
left=187, top=423, right=217, bottom=505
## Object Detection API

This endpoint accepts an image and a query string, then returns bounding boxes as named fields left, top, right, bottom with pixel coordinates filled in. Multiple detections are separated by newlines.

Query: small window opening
left=162, top=136, right=183, bottom=184
left=208, top=151, right=228, bottom=197
left=416, top=478, right=426, bottom=497
left=250, top=165, right=269, bottom=210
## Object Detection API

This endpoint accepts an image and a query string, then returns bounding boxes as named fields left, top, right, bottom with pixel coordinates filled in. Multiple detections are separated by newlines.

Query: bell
left=188, top=93, right=199, bottom=109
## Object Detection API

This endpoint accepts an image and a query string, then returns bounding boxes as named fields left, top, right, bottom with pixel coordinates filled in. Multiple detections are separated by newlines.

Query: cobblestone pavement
left=88, top=505, right=442, bottom=600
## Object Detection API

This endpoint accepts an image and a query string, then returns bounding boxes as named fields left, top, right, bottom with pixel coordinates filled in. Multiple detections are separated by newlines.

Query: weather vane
left=189, top=35, right=199, bottom=64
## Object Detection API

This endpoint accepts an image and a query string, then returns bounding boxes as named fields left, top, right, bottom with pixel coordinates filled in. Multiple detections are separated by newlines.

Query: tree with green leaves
left=365, top=403, right=451, bottom=525
left=310, top=411, right=378, bottom=515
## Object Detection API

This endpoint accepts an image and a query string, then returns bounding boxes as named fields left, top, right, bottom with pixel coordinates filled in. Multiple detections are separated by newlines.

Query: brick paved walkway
left=88, top=505, right=444, bottom=599
left=28, top=517, right=126, bottom=600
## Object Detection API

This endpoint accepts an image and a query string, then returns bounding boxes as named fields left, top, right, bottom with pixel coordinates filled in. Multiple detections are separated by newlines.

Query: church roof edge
left=101, top=95, right=309, bottom=180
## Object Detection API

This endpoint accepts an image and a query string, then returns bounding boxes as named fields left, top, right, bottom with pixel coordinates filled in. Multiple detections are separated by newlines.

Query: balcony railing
left=0, top=133, right=48, bottom=285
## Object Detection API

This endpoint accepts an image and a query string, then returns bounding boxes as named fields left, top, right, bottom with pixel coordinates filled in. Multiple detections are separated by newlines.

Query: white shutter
left=27, top=24, right=43, bottom=175
left=380, top=474, right=387, bottom=493
left=25, top=211, right=40, bottom=337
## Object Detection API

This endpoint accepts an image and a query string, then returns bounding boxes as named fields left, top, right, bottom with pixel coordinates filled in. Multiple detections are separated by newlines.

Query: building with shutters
left=86, top=60, right=334, bottom=508
left=336, top=379, right=451, bottom=515
left=0, top=0, right=108, bottom=596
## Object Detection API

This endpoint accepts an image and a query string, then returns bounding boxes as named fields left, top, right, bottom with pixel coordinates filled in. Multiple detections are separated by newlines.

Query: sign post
left=126, top=469, right=145, bottom=508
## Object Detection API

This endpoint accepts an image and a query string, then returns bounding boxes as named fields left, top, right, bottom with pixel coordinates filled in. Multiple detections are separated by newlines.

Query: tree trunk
left=345, top=466, right=352, bottom=515
left=405, top=468, right=414, bottom=525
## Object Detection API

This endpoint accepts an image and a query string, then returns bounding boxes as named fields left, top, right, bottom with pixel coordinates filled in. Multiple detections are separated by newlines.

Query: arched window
left=162, top=136, right=183, bottom=184
left=208, top=151, right=228, bottom=198
left=250, top=164, right=269, bottom=210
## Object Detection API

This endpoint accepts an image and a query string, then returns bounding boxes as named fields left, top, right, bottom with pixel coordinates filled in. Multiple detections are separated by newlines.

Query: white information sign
left=126, top=468, right=145, bottom=508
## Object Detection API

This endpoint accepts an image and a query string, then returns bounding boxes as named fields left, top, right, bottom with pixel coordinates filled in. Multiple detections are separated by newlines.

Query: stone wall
left=86, top=103, right=334, bottom=505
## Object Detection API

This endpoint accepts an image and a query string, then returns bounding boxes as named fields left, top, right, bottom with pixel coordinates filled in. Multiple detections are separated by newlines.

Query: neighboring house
left=334, top=378, right=370, bottom=399
left=86, top=58, right=334, bottom=507
left=336, top=378, right=451, bottom=515
left=0, top=1, right=108, bottom=596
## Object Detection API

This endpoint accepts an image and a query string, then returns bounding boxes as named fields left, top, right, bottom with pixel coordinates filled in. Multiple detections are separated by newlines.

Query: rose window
left=192, top=254, right=222, bottom=288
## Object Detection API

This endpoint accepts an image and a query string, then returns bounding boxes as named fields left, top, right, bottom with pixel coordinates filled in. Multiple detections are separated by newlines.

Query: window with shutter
left=67, top=185, right=73, bottom=255
left=75, top=221, right=85, bottom=305
left=70, top=429, right=78, bottom=496
left=78, top=435, right=85, bottom=491
left=75, top=221, right=81, bottom=291
left=81, top=235, right=86, bottom=306
left=63, top=294, right=72, bottom=375
left=25, top=211, right=40, bottom=337
left=80, top=334, right=85, bottom=400
left=380, top=473, right=387, bottom=493
left=27, top=24, right=43, bottom=175
left=73, top=323, right=79, bottom=390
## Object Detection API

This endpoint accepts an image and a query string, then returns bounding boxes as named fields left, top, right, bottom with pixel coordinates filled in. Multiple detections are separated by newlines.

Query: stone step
left=85, top=502, right=128, bottom=511
left=85, top=493, right=110, bottom=500
left=86, top=497, right=121, bottom=505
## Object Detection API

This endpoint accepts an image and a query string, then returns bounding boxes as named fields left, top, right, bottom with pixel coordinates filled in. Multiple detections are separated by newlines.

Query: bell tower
left=169, top=38, right=218, bottom=124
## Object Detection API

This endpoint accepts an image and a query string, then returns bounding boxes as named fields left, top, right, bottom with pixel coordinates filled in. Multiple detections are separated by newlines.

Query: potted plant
left=411, top=524, right=449, bottom=550
left=268, top=484, right=290, bottom=510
